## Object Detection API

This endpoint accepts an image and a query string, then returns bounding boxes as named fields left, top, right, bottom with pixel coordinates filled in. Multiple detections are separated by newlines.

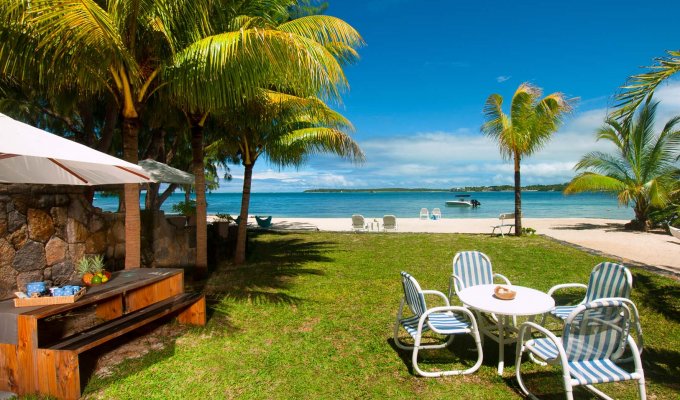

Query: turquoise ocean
left=93, top=191, right=632, bottom=220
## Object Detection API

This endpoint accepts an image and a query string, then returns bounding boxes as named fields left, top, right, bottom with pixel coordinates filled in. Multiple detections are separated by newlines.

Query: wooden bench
left=491, top=213, right=516, bottom=237
left=0, top=268, right=205, bottom=400
left=38, top=293, right=205, bottom=399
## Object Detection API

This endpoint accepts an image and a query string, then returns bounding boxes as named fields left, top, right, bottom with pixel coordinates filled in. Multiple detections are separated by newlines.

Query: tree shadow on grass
left=633, top=272, right=680, bottom=323
left=205, top=231, right=336, bottom=309
left=387, top=334, right=492, bottom=376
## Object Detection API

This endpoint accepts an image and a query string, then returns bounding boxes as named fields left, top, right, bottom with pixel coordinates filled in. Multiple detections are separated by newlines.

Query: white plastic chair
left=517, top=298, right=646, bottom=400
left=393, top=271, right=483, bottom=377
left=419, top=208, right=429, bottom=220
left=351, top=214, right=367, bottom=232
left=383, top=215, right=398, bottom=231
left=544, top=262, right=633, bottom=322
left=448, top=251, right=511, bottom=300
left=432, top=208, right=442, bottom=220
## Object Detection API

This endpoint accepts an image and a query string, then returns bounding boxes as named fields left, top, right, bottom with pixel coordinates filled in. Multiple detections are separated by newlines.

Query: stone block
left=52, top=261, right=75, bottom=285
left=12, top=195, right=29, bottom=214
left=51, top=207, right=68, bottom=239
left=54, top=194, right=70, bottom=207
left=45, top=237, right=68, bottom=266
left=66, top=218, right=89, bottom=243
left=17, top=270, right=45, bottom=292
left=0, top=216, right=7, bottom=237
left=114, top=243, right=125, bottom=259
left=9, top=225, right=28, bottom=249
left=68, top=243, right=86, bottom=264
left=28, top=209, right=55, bottom=243
left=0, top=238, right=14, bottom=269
left=68, top=196, right=88, bottom=224
left=12, top=240, right=46, bottom=272
left=85, top=231, right=108, bottom=254
left=8, top=210, right=26, bottom=232
left=35, top=195, right=56, bottom=208
left=111, top=220, right=126, bottom=243
left=0, top=265, right=18, bottom=299
left=89, top=214, right=106, bottom=232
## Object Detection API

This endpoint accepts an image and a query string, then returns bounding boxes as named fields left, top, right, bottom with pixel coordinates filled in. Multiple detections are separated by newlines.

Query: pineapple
left=75, top=255, right=108, bottom=285
left=76, top=257, right=93, bottom=284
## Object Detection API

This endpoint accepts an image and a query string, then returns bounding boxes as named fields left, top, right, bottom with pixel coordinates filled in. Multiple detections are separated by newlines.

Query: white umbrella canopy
left=138, top=159, right=194, bottom=185
left=0, top=113, right=150, bottom=185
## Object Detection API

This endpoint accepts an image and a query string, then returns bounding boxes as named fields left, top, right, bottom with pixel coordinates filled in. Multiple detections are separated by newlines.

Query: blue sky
left=220, top=0, right=680, bottom=193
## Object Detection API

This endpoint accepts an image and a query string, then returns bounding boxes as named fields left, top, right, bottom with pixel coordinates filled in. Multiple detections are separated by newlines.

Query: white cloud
left=211, top=83, right=680, bottom=192
left=496, top=75, right=511, bottom=83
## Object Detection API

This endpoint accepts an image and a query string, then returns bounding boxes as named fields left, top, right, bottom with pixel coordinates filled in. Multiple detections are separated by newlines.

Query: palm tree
left=565, top=99, right=680, bottom=231
left=169, top=0, right=363, bottom=274
left=482, top=83, right=573, bottom=235
left=2, top=0, right=357, bottom=272
left=210, top=92, right=364, bottom=264
left=616, top=50, right=680, bottom=119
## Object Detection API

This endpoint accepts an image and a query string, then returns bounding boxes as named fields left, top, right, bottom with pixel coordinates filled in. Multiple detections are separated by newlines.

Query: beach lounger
left=419, top=208, right=429, bottom=220
left=383, top=215, right=398, bottom=231
left=491, top=213, right=515, bottom=236
left=255, top=216, right=272, bottom=228
left=431, top=208, right=442, bottom=220
left=352, top=214, right=368, bottom=232
left=393, top=271, right=483, bottom=377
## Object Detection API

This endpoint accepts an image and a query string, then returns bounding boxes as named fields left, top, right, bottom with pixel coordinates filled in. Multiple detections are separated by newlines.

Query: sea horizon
left=93, top=190, right=633, bottom=220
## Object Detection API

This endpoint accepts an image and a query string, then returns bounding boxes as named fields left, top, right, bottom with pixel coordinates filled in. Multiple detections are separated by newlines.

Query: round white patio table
left=457, top=284, right=555, bottom=375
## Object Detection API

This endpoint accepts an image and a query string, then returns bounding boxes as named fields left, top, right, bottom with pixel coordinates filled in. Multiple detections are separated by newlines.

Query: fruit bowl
left=82, top=271, right=111, bottom=286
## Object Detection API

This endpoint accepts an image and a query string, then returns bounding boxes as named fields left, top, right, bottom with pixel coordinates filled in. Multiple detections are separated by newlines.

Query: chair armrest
left=420, top=306, right=478, bottom=334
left=422, top=290, right=451, bottom=307
left=547, top=283, right=587, bottom=297
left=517, top=321, right=569, bottom=370
left=493, top=273, right=512, bottom=286
left=448, top=274, right=464, bottom=300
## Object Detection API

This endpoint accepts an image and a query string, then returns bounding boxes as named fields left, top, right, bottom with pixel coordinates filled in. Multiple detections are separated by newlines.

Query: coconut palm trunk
left=235, top=162, right=254, bottom=265
left=190, top=122, right=208, bottom=274
left=122, top=117, right=141, bottom=269
left=514, top=153, right=522, bottom=236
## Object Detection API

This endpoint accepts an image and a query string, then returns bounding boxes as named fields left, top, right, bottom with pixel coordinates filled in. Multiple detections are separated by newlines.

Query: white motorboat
left=445, top=200, right=472, bottom=207
left=445, top=194, right=480, bottom=208
left=670, top=225, right=680, bottom=240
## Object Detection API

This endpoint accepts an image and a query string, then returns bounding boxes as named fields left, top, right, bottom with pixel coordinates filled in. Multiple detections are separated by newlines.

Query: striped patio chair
left=545, top=262, right=633, bottom=321
left=448, top=251, right=512, bottom=300
left=516, top=298, right=646, bottom=400
left=393, top=271, right=483, bottom=377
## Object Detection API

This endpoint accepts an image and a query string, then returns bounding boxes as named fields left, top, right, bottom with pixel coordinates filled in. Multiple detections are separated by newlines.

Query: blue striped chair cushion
left=400, top=312, right=471, bottom=337
left=551, top=305, right=577, bottom=320
left=401, top=272, right=427, bottom=316
left=453, top=251, right=493, bottom=290
left=526, top=340, right=636, bottom=385
left=526, top=337, right=561, bottom=361
left=584, top=262, right=631, bottom=302
left=568, top=359, right=636, bottom=385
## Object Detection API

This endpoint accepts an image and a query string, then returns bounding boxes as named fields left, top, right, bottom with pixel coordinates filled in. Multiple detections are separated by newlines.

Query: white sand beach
left=227, top=216, right=680, bottom=275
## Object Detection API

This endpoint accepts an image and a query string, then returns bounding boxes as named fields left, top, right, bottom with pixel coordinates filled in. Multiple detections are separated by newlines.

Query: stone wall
left=0, top=184, right=196, bottom=300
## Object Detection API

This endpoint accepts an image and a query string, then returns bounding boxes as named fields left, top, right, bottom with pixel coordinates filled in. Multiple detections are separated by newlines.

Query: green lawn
left=86, top=232, right=679, bottom=399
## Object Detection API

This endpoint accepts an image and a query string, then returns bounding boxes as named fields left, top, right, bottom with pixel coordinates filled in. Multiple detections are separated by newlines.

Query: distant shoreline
left=304, top=183, right=568, bottom=193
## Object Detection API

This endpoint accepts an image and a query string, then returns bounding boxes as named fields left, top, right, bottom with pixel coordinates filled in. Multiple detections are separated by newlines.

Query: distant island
left=304, top=183, right=568, bottom=193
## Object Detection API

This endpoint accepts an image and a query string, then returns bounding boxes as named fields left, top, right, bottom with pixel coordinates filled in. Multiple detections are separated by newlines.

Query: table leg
left=497, top=316, right=505, bottom=375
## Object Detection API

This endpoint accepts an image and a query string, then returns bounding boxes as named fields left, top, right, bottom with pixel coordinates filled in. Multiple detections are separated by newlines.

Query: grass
left=79, top=232, right=679, bottom=399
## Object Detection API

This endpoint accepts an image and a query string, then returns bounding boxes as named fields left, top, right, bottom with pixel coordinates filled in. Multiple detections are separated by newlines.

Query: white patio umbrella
left=0, top=113, right=150, bottom=185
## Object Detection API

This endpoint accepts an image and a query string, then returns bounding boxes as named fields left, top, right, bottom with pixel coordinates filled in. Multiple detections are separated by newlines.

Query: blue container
left=26, top=281, right=46, bottom=297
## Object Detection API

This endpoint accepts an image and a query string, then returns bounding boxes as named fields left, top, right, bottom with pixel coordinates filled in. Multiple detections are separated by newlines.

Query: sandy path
left=229, top=216, right=679, bottom=275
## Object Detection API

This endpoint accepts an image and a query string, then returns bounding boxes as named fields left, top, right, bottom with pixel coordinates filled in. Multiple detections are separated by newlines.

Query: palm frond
left=615, top=50, right=680, bottom=119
